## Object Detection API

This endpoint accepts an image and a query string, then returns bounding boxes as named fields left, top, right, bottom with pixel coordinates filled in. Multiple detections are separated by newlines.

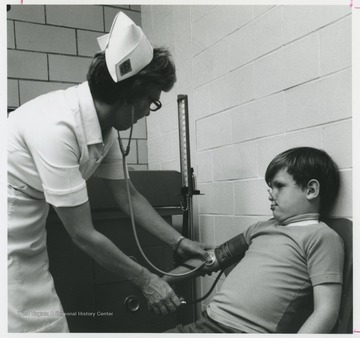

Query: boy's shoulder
left=253, top=218, right=341, bottom=240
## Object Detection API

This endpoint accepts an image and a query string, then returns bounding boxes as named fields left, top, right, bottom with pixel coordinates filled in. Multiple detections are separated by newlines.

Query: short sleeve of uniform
left=306, top=227, right=345, bottom=286
left=24, top=112, right=88, bottom=207
left=93, top=130, right=128, bottom=180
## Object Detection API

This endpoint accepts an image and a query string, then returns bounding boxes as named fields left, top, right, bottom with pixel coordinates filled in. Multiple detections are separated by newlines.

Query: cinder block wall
left=142, top=5, right=352, bottom=309
left=7, top=4, right=148, bottom=169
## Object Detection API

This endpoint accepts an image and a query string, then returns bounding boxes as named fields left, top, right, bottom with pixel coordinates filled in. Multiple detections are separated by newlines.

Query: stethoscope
left=116, top=106, right=207, bottom=278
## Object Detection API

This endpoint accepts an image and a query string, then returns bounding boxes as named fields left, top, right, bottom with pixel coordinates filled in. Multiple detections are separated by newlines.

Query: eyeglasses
left=149, top=98, right=162, bottom=112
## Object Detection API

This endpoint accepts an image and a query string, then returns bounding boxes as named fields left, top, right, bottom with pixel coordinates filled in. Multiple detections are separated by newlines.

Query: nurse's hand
left=138, top=273, right=181, bottom=315
left=176, top=238, right=213, bottom=261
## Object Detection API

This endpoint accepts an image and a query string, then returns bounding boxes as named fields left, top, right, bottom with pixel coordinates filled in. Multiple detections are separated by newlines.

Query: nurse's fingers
left=171, top=294, right=181, bottom=307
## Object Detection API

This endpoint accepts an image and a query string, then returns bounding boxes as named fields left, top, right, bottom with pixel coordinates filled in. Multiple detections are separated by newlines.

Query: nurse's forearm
left=130, top=191, right=182, bottom=247
left=77, top=229, right=149, bottom=281
left=104, top=179, right=182, bottom=248
left=54, top=203, right=150, bottom=283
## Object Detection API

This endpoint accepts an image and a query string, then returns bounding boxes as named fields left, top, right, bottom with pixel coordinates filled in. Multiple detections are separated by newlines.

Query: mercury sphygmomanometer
left=117, top=107, right=249, bottom=303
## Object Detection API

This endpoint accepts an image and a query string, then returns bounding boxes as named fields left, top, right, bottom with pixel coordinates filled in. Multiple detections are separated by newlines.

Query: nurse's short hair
left=87, top=47, right=176, bottom=104
left=264, top=147, right=340, bottom=217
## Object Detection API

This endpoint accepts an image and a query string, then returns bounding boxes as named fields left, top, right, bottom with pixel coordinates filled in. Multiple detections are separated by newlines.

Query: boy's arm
left=163, top=233, right=249, bottom=284
left=298, top=283, right=342, bottom=333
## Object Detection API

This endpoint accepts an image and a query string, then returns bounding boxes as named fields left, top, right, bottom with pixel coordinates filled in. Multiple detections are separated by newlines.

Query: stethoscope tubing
left=116, top=106, right=206, bottom=277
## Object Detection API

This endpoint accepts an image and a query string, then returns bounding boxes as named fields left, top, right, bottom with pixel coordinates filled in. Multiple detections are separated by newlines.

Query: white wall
left=142, top=5, right=352, bottom=309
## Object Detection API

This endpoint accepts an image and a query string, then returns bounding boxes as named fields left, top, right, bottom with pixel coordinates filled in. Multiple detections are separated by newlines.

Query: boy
left=165, top=147, right=345, bottom=333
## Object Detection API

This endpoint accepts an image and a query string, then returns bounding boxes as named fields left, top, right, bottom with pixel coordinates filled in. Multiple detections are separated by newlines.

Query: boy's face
left=268, top=169, right=310, bottom=223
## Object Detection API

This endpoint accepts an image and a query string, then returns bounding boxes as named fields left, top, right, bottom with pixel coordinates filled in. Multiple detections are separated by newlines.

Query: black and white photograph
left=1, top=0, right=359, bottom=336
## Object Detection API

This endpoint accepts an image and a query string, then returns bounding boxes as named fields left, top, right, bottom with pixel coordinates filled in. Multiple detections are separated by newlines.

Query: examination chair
left=326, top=218, right=353, bottom=333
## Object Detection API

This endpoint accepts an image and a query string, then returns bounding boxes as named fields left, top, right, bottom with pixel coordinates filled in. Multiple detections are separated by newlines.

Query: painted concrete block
left=193, top=40, right=231, bottom=89
left=234, top=179, right=271, bottom=215
left=197, top=151, right=213, bottom=183
left=46, top=5, right=103, bottom=31
left=254, top=5, right=275, bottom=17
left=232, top=92, right=286, bottom=143
left=191, top=5, right=215, bottom=23
left=160, top=159, right=180, bottom=171
left=7, top=20, right=15, bottom=49
left=199, top=215, right=215, bottom=246
left=208, top=40, right=230, bottom=81
left=228, top=6, right=282, bottom=70
left=146, top=113, right=161, bottom=140
left=329, top=170, right=352, bottom=218
left=19, top=81, right=71, bottom=105
left=8, top=50, right=48, bottom=80
left=282, top=33, right=319, bottom=90
left=77, top=30, right=104, bottom=57
left=198, top=182, right=235, bottom=215
left=285, top=69, right=351, bottom=131
left=192, top=14, right=209, bottom=56
left=140, top=6, right=153, bottom=40
left=254, top=49, right=283, bottom=98
left=194, top=85, right=210, bottom=120
left=16, top=22, right=76, bottom=54
left=282, top=5, right=351, bottom=44
left=7, top=80, right=19, bottom=108
left=137, top=140, right=148, bottom=164
left=255, top=33, right=319, bottom=98
left=207, top=5, right=253, bottom=47
left=148, top=163, right=161, bottom=170
left=212, top=142, right=258, bottom=181
left=320, top=16, right=351, bottom=76
left=323, top=120, right=352, bottom=170
left=210, top=64, right=254, bottom=114
left=130, top=5, right=141, bottom=11
left=196, top=111, right=232, bottom=151
left=147, top=7, right=173, bottom=47
left=159, top=101, right=178, bottom=134
left=257, top=128, right=323, bottom=176
left=7, top=4, right=45, bottom=23
left=49, top=55, right=91, bottom=83
left=173, top=41, right=192, bottom=89
left=193, top=50, right=214, bottom=88
left=104, top=7, right=141, bottom=31
left=147, top=133, right=174, bottom=163
left=108, top=5, right=130, bottom=10
left=171, top=130, right=180, bottom=163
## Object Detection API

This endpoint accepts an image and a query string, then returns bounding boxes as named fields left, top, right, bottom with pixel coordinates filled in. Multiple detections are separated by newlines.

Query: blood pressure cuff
left=214, top=233, right=249, bottom=270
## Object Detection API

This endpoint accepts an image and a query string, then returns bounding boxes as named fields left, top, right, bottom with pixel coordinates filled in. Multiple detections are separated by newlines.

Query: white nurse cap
left=97, top=12, right=153, bottom=82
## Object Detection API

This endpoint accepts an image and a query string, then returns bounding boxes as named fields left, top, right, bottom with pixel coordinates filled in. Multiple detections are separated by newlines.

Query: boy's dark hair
left=87, top=47, right=176, bottom=104
left=265, top=147, right=340, bottom=216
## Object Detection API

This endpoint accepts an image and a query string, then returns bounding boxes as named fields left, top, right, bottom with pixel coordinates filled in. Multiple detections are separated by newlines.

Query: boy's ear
left=306, top=179, right=320, bottom=200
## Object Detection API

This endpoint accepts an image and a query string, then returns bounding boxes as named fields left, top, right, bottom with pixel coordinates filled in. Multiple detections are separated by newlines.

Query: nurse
left=8, top=12, right=209, bottom=333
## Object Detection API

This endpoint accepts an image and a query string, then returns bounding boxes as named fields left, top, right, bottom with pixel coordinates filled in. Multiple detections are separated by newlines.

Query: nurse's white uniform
left=7, top=82, right=125, bottom=332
